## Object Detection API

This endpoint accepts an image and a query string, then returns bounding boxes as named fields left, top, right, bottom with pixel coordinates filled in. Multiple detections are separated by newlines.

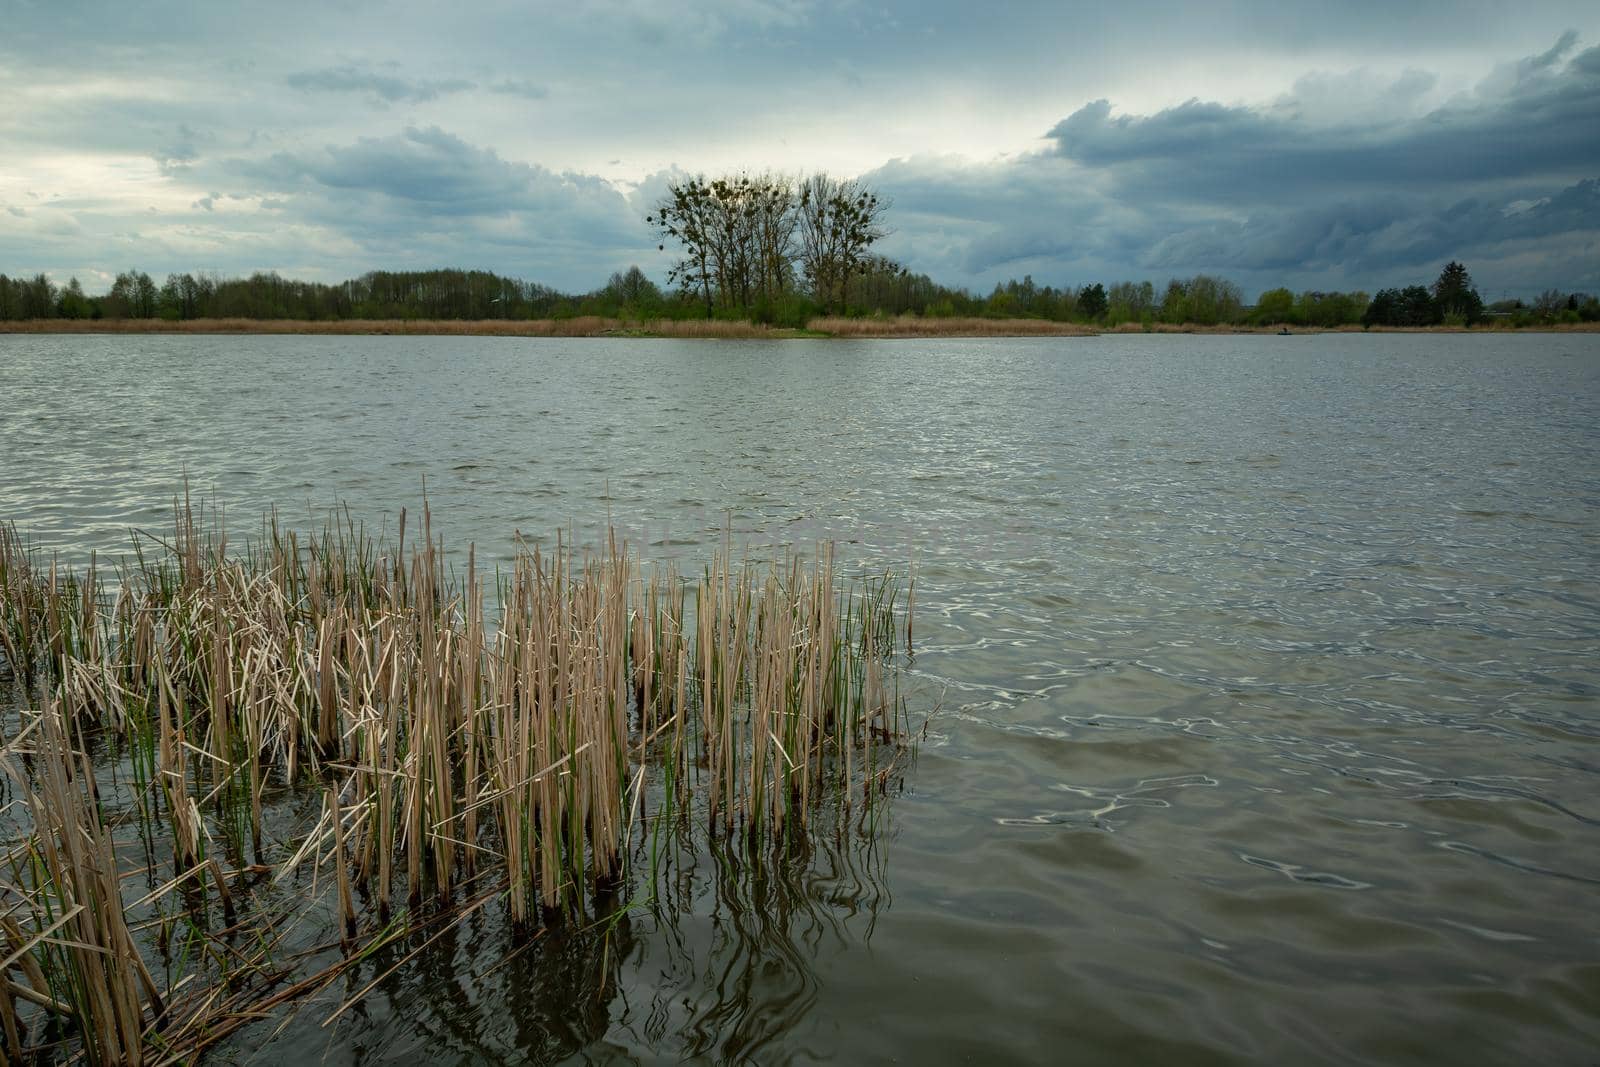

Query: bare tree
left=648, top=178, right=718, bottom=318
left=797, top=175, right=890, bottom=315
left=651, top=170, right=887, bottom=317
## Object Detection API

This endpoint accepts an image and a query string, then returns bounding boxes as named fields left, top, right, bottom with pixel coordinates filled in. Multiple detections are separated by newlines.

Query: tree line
left=3, top=253, right=1595, bottom=329
left=0, top=269, right=620, bottom=323
left=1355, top=262, right=1599, bottom=327
left=1493, top=289, right=1600, bottom=327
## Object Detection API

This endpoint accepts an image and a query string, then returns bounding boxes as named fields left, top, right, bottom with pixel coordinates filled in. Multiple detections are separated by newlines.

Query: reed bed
left=0, top=500, right=916, bottom=1061
left=0, top=317, right=585, bottom=335
left=10, top=317, right=1594, bottom=339
left=0, top=317, right=793, bottom=338
left=806, top=316, right=1096, bottom=337
left=1106, top=321, right=1369, bottom=334
left=628, top=319, right=792, bottom=338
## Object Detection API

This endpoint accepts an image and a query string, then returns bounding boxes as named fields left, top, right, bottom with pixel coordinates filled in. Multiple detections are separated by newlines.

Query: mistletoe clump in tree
left=647, top=177, right=719, bottom=319
left=796, top=174, right=889, bottom=315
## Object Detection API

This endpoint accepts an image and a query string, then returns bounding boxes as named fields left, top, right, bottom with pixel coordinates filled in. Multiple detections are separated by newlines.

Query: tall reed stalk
left=0, top=498, right=919, bottom=1060
left=1, top=695, right=164, bottom=1064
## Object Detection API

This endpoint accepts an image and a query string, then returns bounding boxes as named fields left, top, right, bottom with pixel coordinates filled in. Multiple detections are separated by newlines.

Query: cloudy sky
left=2, top=0, right=1597, bottom=299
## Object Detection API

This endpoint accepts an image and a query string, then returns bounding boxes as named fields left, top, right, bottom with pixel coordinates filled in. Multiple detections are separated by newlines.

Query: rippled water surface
left=3, top=332, right=1599, bottom=1064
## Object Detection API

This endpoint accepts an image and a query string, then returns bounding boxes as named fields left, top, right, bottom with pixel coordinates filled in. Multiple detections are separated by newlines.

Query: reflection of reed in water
left=163, top=741, right=905, bottom=1062
left=356, top=793, right=901, bottom=1064
left=0, top=496, right=918, bottom=1063
left=325, top=889, right=642, bottom=1062
left=639, top=811, right=897, bottom=1062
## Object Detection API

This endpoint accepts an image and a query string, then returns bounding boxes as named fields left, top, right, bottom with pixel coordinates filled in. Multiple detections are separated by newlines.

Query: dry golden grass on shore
left=3, top=316, right=1595, bottom=338
left=0, top=316, right=790, bottom=338
left=807, top=316, right=1096, bottom=337
left=1106, top=322, right=1364, bottom=334
left=0, top=316, right=576, bottom=335
left=637, top=318, right=791, bottom=337
left=1361, top=321, right=1600, bottom=332
left=1, top=315, right=1085, bottom=338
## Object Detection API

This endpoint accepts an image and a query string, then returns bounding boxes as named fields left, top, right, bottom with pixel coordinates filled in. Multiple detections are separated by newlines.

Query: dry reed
left=0, top=499, right=918, bottom=1060
left=7, top=316, right=1595, bottom=339
left=0, top=317, right=617, bottom=336
left=1, top=697, right=164, bottom=1064
left=0, top=317, right=794, bottom=338
left=807, top=315, right=1096, bottom=337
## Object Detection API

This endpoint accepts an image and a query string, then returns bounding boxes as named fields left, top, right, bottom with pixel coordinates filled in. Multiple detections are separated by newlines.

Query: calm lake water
left=3, top=332, right=1599, bottom=1064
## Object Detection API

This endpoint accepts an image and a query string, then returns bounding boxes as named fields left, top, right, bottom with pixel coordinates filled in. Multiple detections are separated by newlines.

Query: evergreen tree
left=1399, top=285, right=1441, bottom=326
left=1432, top=261, right=1483, bottom=324
left=1077, top=283, right=1107, bottom=321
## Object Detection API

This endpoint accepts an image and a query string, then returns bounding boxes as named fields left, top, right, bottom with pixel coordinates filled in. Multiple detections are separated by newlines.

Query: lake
left=2, top=331, right=1598, bottom=1063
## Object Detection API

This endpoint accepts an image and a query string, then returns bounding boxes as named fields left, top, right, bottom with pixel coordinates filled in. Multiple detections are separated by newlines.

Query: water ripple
left=3, top=332, right=1599, bottom=1064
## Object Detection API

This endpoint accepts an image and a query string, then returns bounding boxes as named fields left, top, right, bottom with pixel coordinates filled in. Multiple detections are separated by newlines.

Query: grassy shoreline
left=0, top=315, right=1595, bottom=338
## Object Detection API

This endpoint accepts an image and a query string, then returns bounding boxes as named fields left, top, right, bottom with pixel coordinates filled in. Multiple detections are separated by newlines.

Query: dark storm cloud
left=253, top=127, right=538, bottom=211
left=206, top=126, right=653, bottom=287
left=1048, top=39, right=1599, bottom=196
left=242, top=126, right=636, bottom=236
left=868, top=34, right=1600, bottom=296
left=1141, top=178, right=1600, bottom=274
